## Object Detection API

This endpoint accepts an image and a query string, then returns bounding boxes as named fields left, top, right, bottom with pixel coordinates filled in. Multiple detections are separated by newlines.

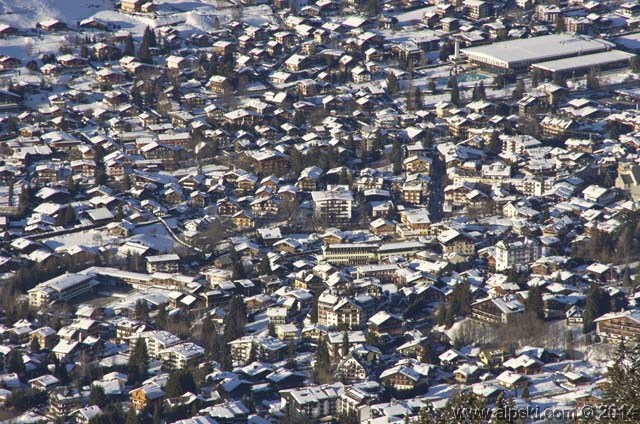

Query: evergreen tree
left=521, top=381, right=530, bottom=399
left=59, top=204, right=74, bottom=226
left=124, top=407, right=139, bottom=424
left=531, top=68, right=541, bottom=87
left=230, top=247, right=245, bottom=280
left=524, top=285, right=545, bottom=320
left=6, top=349, right=25, bottom=374
left=135, top=299, right=149, bottom=321
left=138, top=26, right=153, bottom=63
left=223, top=296, right=247, bottom=343
left=259, top=255, right=271, bottom=275
left=444, top=304, right=455, bottom=329
left=583, top=284, right=611, bottom=333
left=128, top=338, right=149, bottom=384
left=149, top=29, right=157, bottom=47
left=67, top=175, right=78, bottom=195
left=314, top=338, right=332, bottom=384
left=586, top=67, right=600, bottom=90
left=439, top=41, right=452, bottom=62
left=156, top=303, right=167, bottom=329
left=123, top=33, right=135, bottom=56
left=477, top=80, right=486, bottom=99
left=165, top=370, right=197, bottom=398
left=632, top=56, right=640, bottom=73
left=472, top=83, right=480, bottom=101
left=341, top=331, right=350, bottom=357
left=55, top=360, right=70, bottom=384
left=420, top=340, right=436, bottom=364
left=30, top=337, right=40, bottom=353
left=366, top=0, right=379, bottom=16
left=309, top=292, right=320, bottom=323
left=450, top=281, right=472, bottom=317
left=602, top=342, right=640, bottom=423
left=427, top=78, right=436, bottom=93
left=153, top=403, right=160, bottom=424
left=623, top=267, right=632, bottom=287
left=387, top=72, right=399, bottom=96
left=450, top=75, right=460, bottom=106
left=512, top=80, right=525, bottom=100
left=439, top=391, right=487, bottom=423
left=89, top=384, right=108, bottom=408
left=414, top=87, right=423, bottom=110
left=391, top=140, right=402, bottom=175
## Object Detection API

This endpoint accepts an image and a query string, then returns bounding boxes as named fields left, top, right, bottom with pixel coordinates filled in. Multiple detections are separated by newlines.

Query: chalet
left=130, top=384, right=164, bottom=411
left=503, top=355, right=544, bottom=375
left=234, top=210, right=256, bottom=229
left=208, top=75, right=233, bottom=96
left=37, top=20, right=67, bottom=31
left=368, top=311, right=403, bottom=336
left=247, top=150, right=289, bottom=175
left=58, top=55, right=89, bottom=69
left=454, top=364, right=482, bottom=384
left=0, top=56, right=20, bottom=70
left=595, top=310, right=640, bottom=344
left=0, top=24, right=18, bottom=37
left=334, top=352, right=371, bottom=384
left=213, top=41, right=236, bottom=56
left=438, top=229, right=475, bottom=256
left=121, top=0, right=155, bottom=13
left=471, top=296, right=525, bottom=325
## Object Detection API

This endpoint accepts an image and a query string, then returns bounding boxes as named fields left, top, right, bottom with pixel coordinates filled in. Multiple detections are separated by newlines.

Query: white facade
left=495, top=238, right=542, bottom=271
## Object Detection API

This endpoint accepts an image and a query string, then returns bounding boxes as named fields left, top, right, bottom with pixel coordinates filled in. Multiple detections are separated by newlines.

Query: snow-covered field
left=0, top=0, right=275, bottom=61
left=42, top=228, right=117, bottom=252
left=0, top=0, right=115, bottom=28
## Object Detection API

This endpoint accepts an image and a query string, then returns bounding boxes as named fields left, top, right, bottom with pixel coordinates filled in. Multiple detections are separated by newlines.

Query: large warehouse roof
left=531, top=50, right=635, bottom=73
left=461, top=34, right=614, bottom=68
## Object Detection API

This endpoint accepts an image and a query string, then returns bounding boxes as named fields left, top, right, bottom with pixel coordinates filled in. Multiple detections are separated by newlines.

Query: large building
left=494, top=238, right=542, bottom=272
left=28, top=273, right=94, bottom=308
left=530, top=50, right=636, bottom=78
left=323, top=243, right=379, bottom=265
left=595, top=310, right=640, bottom=344
left=281, top=384, right=344, bottom=421
left=461, top=34, right=614, bottom=72
left=311, top=187, right=354, bottom=224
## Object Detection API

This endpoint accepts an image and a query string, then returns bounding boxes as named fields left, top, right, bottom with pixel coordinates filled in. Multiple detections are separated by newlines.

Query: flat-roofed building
left=531, top=50, right=636, bottom=78
left=159, top=342, right=205, bottom=369
left=28, top=273, right=94, bottom=308
left=146, top=253, right=180, bottom=273
left=461, top=34, right=614, bottom=72
left=311, top=187, right=354, bottom=225
left=323, top=243, right=379, bottom=265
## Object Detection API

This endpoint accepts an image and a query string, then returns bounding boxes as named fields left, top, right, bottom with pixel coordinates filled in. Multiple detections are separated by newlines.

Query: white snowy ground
left=0, top=0, right=275, bottom=61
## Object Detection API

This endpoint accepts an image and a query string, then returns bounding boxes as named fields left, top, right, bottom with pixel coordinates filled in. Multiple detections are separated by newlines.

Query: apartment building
left=494, top=238, right=542, bottom=271
left=322, top=243, right=378, bottom=265
left=317, top=291, right=362, bottom=330
left=595, top=310, right=640, bottom=344
left=159, top=342, right=205, bottom=370
left=281, top=384, right=344, bottom=421
left=129, top=330, right=181, bottom=358
left=28, top=273, right=94, bottom=308
left=311, top=187, right=354, bottom=225
left=146, top=254, right=180, bottom=273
